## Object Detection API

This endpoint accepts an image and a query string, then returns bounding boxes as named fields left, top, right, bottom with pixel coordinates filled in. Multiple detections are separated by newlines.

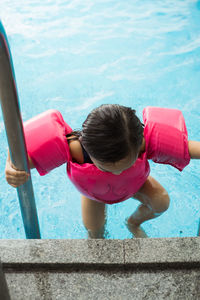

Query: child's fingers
left=5, top=168, right=29, bottom=187
left=5, top=170, right=29, bottom=183
left=9, top=173, right=29, bottom=182
left=10, top=162, right=28, bottom=174
left=5, top=156, right=30, bottom=187
left=6, top=160, right=29, bottom=177
left=6, top=174, right=29, bottom=188
left=7, top=169, right=28, bottom=178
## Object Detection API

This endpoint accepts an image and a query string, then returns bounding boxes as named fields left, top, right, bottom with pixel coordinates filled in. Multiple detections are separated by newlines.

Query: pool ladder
left=0, top=20, right=41, bottom=239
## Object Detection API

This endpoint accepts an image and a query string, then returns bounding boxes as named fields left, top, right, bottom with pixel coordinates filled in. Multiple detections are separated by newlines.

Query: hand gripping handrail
left=0, top=20, right=41, bottom=238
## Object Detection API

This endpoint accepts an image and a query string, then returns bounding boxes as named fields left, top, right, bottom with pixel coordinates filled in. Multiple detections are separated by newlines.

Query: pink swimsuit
left=24, top=107, right=190, bottom=204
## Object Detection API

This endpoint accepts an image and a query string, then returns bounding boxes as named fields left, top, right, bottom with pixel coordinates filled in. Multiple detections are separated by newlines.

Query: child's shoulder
left=67, top=137, right=84, bottom=164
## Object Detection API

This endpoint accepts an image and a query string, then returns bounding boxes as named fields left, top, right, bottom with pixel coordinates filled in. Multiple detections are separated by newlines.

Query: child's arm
left=5, top=150, right=35, bottom=188
left=188, top=141, right=200, bottom=159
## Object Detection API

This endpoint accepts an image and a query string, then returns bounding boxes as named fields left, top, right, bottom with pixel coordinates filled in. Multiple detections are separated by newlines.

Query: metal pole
left=0, top=20, right=41, bottom=238
left=0, top=260, right=11, bottom=300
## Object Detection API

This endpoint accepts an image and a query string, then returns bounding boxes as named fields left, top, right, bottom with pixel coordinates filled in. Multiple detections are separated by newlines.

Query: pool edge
left=0, top=237, right=199, bottom=268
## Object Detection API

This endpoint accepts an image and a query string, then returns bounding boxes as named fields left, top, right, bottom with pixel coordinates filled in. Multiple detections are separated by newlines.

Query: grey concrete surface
left=5, top=268, right=200, bottom=300
left=0, top=239, right=124, bottom=265
left=124, top=237, right=200, bottom=264
left=0, top=238, right=200, bottom=300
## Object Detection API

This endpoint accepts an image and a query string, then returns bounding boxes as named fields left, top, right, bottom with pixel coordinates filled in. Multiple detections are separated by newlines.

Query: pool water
left=0, top=0, right=200, bottom=239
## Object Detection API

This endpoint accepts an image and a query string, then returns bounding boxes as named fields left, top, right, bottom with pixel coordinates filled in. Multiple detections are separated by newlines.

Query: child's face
left=90, top=153, right=138, bottom=175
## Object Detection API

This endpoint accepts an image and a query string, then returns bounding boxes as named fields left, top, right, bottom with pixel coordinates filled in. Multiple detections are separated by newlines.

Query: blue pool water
left=0, top=0, right=200, bottom=239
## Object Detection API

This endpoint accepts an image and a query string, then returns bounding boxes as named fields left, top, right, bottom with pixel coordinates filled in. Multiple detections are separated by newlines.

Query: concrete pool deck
left=0, top=237, right=200, bottom=299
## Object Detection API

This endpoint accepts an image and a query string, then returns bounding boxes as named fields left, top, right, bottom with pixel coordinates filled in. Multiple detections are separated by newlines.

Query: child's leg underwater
left=127, top=176, right=170, bottom=238
left=81, top=195, right=106, bottom=239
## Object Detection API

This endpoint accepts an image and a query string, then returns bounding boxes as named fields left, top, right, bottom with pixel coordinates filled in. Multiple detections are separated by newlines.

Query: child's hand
left=5, top=152, right=30, bottom=188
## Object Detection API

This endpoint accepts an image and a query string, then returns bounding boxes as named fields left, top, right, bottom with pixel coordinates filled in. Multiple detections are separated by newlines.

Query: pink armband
left=143, top=106, right=190, bottom=171
left=24, top=110, right=72, bottom=175
left=23, top=107, right=190, bottom=205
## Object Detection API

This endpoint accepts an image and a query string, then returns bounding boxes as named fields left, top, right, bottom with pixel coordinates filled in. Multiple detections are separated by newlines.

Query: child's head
left=80, top=104, right=144, bottom=173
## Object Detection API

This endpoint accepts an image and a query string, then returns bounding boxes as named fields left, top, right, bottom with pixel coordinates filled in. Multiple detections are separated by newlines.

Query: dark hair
left=67, top=104, right=144, bottom=163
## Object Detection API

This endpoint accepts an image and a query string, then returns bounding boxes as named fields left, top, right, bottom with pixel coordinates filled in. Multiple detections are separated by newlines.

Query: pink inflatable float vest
left=24, top=107, right=190, bottom=204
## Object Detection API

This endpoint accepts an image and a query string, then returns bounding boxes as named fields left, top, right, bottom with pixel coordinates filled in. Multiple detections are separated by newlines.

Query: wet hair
left=67, top=104, right=144, bottom=163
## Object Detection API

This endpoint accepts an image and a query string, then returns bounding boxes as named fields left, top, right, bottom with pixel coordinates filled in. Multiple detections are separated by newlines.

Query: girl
left=5, top=104, right=200, bottom=238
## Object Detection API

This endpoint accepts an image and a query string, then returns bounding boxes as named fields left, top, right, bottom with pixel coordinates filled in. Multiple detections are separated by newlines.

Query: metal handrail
left=0, top=20, right=41, bottom=238
left=0, top=260, right=10, bottom=300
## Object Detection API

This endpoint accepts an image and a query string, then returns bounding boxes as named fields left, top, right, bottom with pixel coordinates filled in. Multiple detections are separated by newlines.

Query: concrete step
left=0, top=238, right=200, bottom=299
